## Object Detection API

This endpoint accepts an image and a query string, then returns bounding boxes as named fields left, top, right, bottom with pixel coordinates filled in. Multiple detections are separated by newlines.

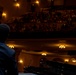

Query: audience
left=6, top=9, right=76, bottom=32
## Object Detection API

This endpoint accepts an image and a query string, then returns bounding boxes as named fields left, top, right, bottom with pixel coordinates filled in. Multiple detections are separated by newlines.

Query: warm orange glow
left=59, top=44, right=66, bottom=49
left=15, top=3, right=20, bottom=7
left=35, top=0, right=39, bottom=4
left=2, top=12, right=7, bottom=18
left=7, top=44, right=14, bottom=48
left=41, top=52, right=47, bottom=56
left=19, top=59, right=23, bottom=64
left=64, top=58, right=69, bottom=62
left=14, top=0, right=17, bottom=1
left=72, top=58, right=76, bottom=62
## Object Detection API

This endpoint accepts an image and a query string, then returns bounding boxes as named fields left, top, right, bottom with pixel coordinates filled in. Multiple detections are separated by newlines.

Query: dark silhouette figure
left=0, top=24, right=18, bottom=75
left=31, top=3, right=36, bottom=12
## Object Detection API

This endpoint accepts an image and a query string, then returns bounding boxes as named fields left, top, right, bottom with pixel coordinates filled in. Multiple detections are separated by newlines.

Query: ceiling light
left=35, top=0, right=39, bottom=4
left=72, top=58, right=76, bottom=62
left=64, top=58, right=69, bottom=62
left=7, top=44, right=14, bottom=48
left=14, top=3, right=20, bottom=7
left=41, top=52, right=47, bottom=56
left=2, top=12, right=7, bottom=18
left=18, top=59, right=23, bottom=64
left=59, top=44, right=66, bottom=49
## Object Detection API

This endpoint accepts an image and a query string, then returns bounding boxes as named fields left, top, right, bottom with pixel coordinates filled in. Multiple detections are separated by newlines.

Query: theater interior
left=1, top=0, right=76, bottom=75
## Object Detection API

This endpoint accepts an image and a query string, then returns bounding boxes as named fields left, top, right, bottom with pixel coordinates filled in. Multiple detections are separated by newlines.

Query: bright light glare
left=64, top=59, right=69, bottom=62
left=35, top=1, right=39, bottom=4
left=19, top=59, right=23, bottom=63
left=59, top=44, right=66, bottom=49
left=42, top=53, right=47, bottom=56
left=8, top=45, right=14, bottom=48
left=72, top=58, right=76, bottom=62
left=15, top=3, right=20, bottom=7
left=2, top=12, right=7, bottom=17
